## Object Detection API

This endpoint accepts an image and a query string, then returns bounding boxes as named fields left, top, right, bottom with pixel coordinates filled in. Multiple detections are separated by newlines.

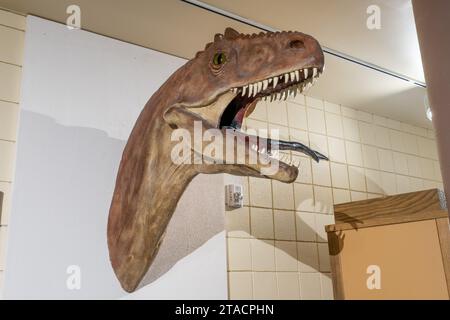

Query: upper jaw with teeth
left=230, top=66, right=321, bottom=101
left=221, top=65, right=328, bottom=164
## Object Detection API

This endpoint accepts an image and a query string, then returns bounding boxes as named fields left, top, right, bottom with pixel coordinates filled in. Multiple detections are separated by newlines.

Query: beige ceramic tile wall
left=225, top=93, right=443, bottom=300
left=0, top=9, right=26, bottom=293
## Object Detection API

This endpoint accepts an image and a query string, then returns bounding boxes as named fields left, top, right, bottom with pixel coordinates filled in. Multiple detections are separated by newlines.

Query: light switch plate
left=225, top=184, right=244, bottom=209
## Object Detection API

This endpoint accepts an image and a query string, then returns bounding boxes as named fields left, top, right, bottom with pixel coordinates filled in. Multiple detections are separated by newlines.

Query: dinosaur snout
left=287, top=33, right=324, bottom=67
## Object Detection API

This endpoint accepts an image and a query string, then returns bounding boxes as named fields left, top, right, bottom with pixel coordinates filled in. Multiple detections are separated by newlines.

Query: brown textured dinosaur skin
left=108, top=28, right=326, bottom=292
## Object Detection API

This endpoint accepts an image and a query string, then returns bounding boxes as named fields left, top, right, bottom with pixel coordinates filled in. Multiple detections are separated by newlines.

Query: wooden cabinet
left=326, top=189, right=450, bottom=299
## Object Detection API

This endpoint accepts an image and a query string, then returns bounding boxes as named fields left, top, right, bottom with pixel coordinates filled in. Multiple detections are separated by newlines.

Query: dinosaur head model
left=107, top=27, right=327, bottom=292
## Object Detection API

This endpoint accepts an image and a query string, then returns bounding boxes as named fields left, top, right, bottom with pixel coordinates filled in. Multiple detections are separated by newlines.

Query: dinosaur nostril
left=289, top=39, right=305, bottom=49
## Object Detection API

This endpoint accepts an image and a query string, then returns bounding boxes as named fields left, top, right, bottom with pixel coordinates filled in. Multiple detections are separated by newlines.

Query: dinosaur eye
left=213, top=52, right=227, bottom=66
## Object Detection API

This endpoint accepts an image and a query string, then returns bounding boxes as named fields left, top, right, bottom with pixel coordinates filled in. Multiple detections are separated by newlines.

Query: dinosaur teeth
left=298, top=84, right=304, bottom=93
left=242, top=85, right=247, bottom=96
left=272, top=76, right=278, bottom=88
left=290, top=72, right=296, bottom=82
left=252, top=66, right=321, bottom=103
left=257, top=81, right=262, bottom=94
left=290, top=87, right=297, bottom=97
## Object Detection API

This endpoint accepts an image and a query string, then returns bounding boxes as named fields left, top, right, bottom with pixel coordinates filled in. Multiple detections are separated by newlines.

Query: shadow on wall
left=6, top=110, right=223, bottom=298
left=227, top=213, right=331, bottom=270
left=140, top=172, right=224, bottom=288
left=226, top=176, right=382, bottom=271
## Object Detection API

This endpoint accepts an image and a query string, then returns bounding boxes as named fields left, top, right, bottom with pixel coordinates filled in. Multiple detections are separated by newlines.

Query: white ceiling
left=0, top=0, right=431, bottom=127
left=203, top=0, right=425, bottom=83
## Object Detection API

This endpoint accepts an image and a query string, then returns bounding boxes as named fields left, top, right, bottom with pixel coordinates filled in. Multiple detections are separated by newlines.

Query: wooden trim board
left=333, top=189, right=446, bottom=225
left=326, top=209, right=449, bottom=232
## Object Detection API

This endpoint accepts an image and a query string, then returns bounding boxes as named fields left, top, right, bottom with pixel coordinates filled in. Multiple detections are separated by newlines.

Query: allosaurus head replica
left=108, top=27, right=327, bottom=292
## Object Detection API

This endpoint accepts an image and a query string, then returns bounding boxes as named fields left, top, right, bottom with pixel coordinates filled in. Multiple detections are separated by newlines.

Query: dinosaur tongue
left=226, top=121, right=328, bottom=163
left=230, top=107, right=245, bottom=129
left=231, top=99, right=259, bottom=129
left=225, top=96, right=328, bottom=162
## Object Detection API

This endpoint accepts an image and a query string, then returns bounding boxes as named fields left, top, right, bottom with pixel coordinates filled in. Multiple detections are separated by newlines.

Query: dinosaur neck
left=107, top=79, right=198, bottom=292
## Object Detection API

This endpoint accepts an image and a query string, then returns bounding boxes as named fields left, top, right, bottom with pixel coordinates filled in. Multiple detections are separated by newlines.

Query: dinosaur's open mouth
left=218, top=66, right=328, bottom=163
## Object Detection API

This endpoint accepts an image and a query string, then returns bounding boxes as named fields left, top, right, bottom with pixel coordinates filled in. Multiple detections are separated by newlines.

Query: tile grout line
left=340, top=103, right=354, bottom=205
left=274, top=98, right=300, bottom=298
left=356, top=118, right=370, bottom=198
left=267, top=101, right=279, bottom=299
left=305, top=98, right=325, bottom=299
